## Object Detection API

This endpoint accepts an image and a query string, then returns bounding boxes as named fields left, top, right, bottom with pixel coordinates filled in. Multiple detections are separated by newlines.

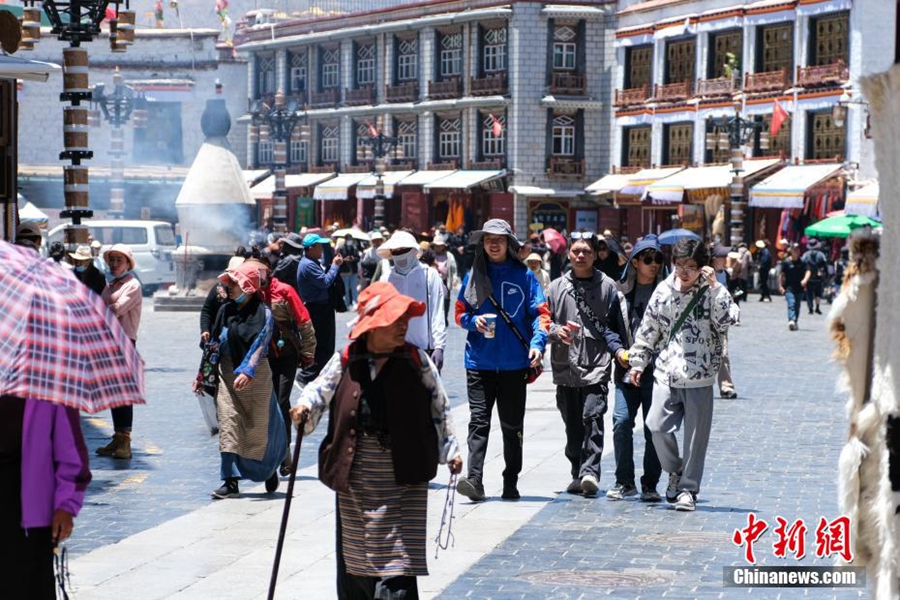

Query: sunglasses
left=569, top=232, right=596, bottom=241
left=639, top=252, right=664, bottom=265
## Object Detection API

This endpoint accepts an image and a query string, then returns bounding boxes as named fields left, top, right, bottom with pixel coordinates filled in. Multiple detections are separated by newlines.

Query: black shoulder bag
left=487, top=295, right=543, bottom=384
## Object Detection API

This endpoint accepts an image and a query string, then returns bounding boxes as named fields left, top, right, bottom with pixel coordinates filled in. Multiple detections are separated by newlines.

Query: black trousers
left=556, top=382, right=608, bottom=480
left=343, top=574, right=419, bottom=600
left=300, top=302, right=336, bottom=383
left=465, top=369, right=527, bottom=485
left=0, top=465, right=56, bottom=600
left=759, top=268, right=772, bottom=300
left=268, top=343, right=299, bottom=466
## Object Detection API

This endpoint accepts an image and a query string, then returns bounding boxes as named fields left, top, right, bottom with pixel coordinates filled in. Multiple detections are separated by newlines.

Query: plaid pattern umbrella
left=0, top=242, right=145, bottom=412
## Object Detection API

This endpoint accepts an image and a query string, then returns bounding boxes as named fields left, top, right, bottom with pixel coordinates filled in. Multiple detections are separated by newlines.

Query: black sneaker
left=212, top=479, right=240, bottom=499
left=279, top=462, right=292, bottom=477
left=265, top=473, right=279, bottom=494
left=665, top=472, right=681, bottom=503
left=815, top=307, right=823, bottom=315
left=456, top=477, right=486, bottom=502
left=501, top=484, right=520, bottom=501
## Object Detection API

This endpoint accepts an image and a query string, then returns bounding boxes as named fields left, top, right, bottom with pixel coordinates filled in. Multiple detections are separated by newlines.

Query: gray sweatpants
left=645, top=383, right=714, bottom=495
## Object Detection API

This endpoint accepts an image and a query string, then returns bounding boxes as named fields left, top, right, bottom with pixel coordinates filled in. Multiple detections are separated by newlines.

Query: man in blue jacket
left=455, top=219, right=549, bottom=502
left=297, top=234, right=342, bottom=382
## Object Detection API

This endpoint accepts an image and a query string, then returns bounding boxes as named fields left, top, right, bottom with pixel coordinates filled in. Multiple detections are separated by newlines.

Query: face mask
left=75, top=265, right=87, bottom=273
left=392, top=249, right=419, bottom=275
left=234, top=292, right=248, bottom=304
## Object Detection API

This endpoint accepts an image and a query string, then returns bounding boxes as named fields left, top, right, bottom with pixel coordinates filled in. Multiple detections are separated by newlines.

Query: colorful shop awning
left=313, top=173, right=370, bottom=201
left=844, top=182, right=879, bottom=218
left=749, top=163, right=843, bottom=209
left=423, top=170, right=505, bottom=190
left=396, top=170, right=457, bottom=187
left=585, top=173, right=631, bottom=195
left=645, top=159, right=782, bottom=205
left=619, top=167, right=685, bottom=197
left=355, top=171, right=415, bottom=200
left=248, top=172, right=336, bottom=199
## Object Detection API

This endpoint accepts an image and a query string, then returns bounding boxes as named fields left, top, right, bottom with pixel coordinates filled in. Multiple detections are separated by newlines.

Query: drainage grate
left=635, top=531, right=724, bottom=546
left=518, top=569, right=675, bottom=587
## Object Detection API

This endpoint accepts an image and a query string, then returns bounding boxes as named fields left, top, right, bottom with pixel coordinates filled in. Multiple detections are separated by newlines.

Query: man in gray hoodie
left=546, top=232, right=625, bottom=497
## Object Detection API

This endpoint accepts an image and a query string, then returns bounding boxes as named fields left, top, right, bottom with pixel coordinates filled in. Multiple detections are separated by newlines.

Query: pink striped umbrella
left=0, top=241, right=145, bottom=412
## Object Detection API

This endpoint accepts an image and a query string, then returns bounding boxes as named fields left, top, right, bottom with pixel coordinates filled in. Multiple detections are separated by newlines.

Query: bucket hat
left=376, top=230, right=419, bottom=259
left=467, top=219, right=522, bottom=251
left=68, top=245, right=93, bottom=262
left=217, top=259, right=262, bottom=295
left=348, top=282, right=425, bottom=340
left=103, top=244, right=136, bottom=271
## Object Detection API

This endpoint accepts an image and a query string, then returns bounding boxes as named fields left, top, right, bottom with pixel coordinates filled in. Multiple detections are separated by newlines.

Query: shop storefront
left=312, top=172, right=370, bottom=228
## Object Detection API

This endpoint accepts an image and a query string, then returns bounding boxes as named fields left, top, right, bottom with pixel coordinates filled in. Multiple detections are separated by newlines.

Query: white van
left=48, top=220, right=177, bottom=294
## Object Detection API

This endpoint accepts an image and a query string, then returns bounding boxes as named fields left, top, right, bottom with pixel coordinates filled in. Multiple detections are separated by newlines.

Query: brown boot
left=111, top=432, right=132, bottom=459
left=96, top=433, right=122, bottom=456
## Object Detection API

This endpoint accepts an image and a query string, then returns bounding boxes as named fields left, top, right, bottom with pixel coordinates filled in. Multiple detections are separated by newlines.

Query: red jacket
left=259, top=277, right=316, bottom=365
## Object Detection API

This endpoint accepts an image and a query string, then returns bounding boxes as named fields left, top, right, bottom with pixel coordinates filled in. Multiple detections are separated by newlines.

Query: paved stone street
left=67, top=294, right=865, bottom=598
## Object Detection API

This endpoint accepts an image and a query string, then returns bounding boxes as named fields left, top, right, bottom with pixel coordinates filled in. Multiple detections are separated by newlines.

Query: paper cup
left=483, top=314, right=497, bottom=339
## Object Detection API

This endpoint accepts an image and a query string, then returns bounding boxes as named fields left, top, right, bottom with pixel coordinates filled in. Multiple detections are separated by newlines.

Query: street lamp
left=19, top=0, right=135, bottom=247
left=359, top=123, right=400, bottom=229
left=249, top=90, right=304, bottom=230
left=707, top=99, right=766, bottom=245
left=91, top=67, right=136, bottom=218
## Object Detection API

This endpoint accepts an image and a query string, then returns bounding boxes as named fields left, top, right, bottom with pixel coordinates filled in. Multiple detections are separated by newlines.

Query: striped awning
left=645, top=159, right=782, bottom=205
left=313, top=173, right=370, bottom=201
left=585, top=173, right=631, bottom=195
left=355, top=171, right=415, bottom=200
left=749, top=164, right=843, bottom=209
left=844, top=182, right=879, bottom=218
left=423, top=170, right=505, bottom=190
left=619, top=167, right=685, bottom=197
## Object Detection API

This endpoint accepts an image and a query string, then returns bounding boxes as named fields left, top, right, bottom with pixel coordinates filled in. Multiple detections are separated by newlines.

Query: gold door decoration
left=810, top=113, right=845, bottom=161
left=625, top=126, right=651, bottom=168
left=666, top=39, right=695, bottom=84
left=711, top=30, right=742, bottom=78
left=813, top=13, right=849, bottom=66
left=760, top=23, right=793, bottom=73
left=628, top=45, right=653, bottom=89
left=666, top=123, right=693, bottom=165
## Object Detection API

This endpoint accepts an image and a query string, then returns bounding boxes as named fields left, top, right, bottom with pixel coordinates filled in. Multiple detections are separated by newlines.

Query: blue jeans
left=613, top=380, right=662, bottom=490
left=220, top=451, right=241, bottom=480
left=785, top=289, right=801, bottom=324
left=342, top=273, right=358, bottom=306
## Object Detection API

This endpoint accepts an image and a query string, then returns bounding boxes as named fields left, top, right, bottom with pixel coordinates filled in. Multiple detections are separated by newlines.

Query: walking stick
left=267, top=415, right=307, bottom=600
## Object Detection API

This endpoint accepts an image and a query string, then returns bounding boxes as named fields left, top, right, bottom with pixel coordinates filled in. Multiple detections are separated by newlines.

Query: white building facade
left=611, top=0, right=895, bottom=240
left=236, top=0, right=617, bottom=235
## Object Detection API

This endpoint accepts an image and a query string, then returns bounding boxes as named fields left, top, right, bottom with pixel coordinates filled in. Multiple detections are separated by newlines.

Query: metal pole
left=373, top=158, right=386, bottom=229
left=728, top=146, right=745, bottom=246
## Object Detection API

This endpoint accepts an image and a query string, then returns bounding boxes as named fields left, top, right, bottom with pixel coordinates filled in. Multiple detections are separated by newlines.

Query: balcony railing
left=344, top=85, right=375, bottom=106
left=427, top=78, right=461, bottom=100
left=309, top=88, right=339, bottom=109
left=550, top=72, right=586, bottom=96
left=387, top=160, right=418, bottom=171
left=547, top=157, right=585, bottom=178
left=344, top=164, right=372, bottom=174
left=470, top=73, right=507, bottom=96
left=652, top=81, right=692, bottom=103
left=468, top=158, right=505, bottom=170
left=614, top=85, right=649, bottom=107
left=426, top=160, right=458, bottom=170
left=696, top=76, right=737, bottom=99
left=797, top=60, right=849, bottom=88
left=743, top=69, right=789, bottom=94
left=309, top=164, right=338, bottom=174
left=386, top=81, right=418, bottom=103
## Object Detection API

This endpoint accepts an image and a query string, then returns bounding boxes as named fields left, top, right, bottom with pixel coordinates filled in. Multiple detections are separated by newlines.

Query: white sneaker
left=565, top=478, right=582, bottom=495
left=580, top=474, right=599, bottom=497
left=788, top=321, right=798, bottom=331
left=675, top=491, right=696, bottom=512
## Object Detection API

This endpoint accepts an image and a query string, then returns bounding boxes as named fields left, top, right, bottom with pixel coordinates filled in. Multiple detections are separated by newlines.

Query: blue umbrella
left=658, top=228, right=701, bottom=245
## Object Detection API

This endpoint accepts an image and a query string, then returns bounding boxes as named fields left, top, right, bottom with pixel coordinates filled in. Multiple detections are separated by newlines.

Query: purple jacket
left=21, top=399, right=92, bottom=529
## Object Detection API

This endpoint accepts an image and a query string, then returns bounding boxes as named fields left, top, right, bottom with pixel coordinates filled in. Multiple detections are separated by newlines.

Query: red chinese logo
left=814, top=516, right=853, bottom=562
left=773, top=517, right=807, bottom=560
left=732, top=513, right=769, bottom=564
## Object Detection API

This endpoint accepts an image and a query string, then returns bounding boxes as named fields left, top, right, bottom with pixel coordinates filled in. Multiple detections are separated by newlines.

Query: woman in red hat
left=292, top=281, right=462, bottom=599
